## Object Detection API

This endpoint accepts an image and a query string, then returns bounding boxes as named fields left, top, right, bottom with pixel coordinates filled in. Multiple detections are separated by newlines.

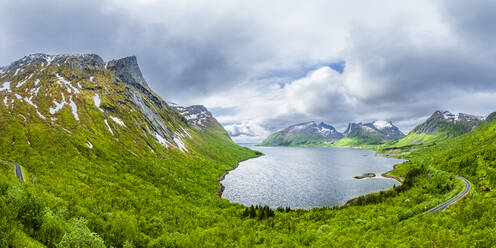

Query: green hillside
left=1, top=54, right=496, bottom=247
left=385, top=111, right=484, bottom=151
left=333, top=128, right=385, bottom=147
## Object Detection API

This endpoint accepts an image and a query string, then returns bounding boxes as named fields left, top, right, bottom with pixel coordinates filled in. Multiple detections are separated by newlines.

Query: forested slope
left=1, top=54, right=495, bottom=247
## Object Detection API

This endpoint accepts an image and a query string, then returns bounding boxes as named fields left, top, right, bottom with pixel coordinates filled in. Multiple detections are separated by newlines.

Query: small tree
left=57, top=218, right=106, bottom=248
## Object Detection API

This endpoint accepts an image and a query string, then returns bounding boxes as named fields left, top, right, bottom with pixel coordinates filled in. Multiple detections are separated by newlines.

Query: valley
left=0, top=53, right=495, bottom=247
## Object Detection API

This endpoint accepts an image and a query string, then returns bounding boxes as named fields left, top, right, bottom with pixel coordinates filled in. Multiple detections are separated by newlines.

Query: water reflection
left=221, top=145, right=405, bottom=209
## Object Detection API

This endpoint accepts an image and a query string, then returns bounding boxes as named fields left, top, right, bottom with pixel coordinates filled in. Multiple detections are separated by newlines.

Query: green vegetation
left=2, top=117, right=495, bottom=247
left=2, top=55, right=496, bottom=247
left=382, top=111, right=483, bottom=152
left=330, top=136, right=383, bottom=148
left=258, top=132, right=333, bottom=147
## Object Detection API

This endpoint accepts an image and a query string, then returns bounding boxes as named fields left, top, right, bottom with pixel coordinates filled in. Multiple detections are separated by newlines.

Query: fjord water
left=221, top=145, right=405, bottom=209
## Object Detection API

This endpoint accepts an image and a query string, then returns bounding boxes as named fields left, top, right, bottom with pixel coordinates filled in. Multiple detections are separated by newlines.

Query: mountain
left=2, top=54, right=496, bottom=248
left=1, top=54, right=178, bottom=152
left=0, top=53, right=242, bottom=154
left=169, top=103, right=233, bottom=141
left=487, top=112, right=496, bottom=122
left=334, top=120, right=405, bottom=146
left=258, top=121, right=344, bottom=146
left=259, top=120, right=404, bottom=147
left=0, top=53, right=258, bottom=247
left=390, top=110, right=485, bottom=147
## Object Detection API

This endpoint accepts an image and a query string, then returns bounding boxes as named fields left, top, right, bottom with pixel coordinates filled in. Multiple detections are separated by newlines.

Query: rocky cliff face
left=106, top=56, right=149, bottom=88
left=0, top=53, right=231, bottom=155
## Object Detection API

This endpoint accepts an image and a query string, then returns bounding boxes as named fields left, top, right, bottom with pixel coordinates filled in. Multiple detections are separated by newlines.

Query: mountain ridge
left=0, top=53, right=237, bottom=154
left=259, top=120, right=404, bottom=147
left=258, top=121, right=344, bottom=146
left=388, top=110, right=485, bottom=148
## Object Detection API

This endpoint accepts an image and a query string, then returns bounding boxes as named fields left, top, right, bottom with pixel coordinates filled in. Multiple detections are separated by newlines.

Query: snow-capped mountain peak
left=372, top=120, right=393, bottom=130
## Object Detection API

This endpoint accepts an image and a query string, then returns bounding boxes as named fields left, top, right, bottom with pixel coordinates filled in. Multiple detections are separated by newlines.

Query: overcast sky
left=1, top=0, right=495, bottom=142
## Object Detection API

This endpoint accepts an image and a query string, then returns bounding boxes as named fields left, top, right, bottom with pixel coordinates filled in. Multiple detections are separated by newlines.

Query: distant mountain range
left=333, top=121, right=405, bottom=147
left=259, top=110, right=488, bottom=148
left=258, top=121, right=343, bottom=146
left=259, top=120, right=404, bottom=147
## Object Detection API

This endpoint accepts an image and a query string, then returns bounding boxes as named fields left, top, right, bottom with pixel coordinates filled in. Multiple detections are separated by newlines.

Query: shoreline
left=217, top=155, right=262, bottom=198
left=380, top=163, right=404, bottom=184
left=218, top=145, right=406, bottom=209
left=345, top=163, right=404, bottom=205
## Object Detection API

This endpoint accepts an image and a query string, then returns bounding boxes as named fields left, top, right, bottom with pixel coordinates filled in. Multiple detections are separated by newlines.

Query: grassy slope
left=382, top=117, right=480, bottom=152
left=2, top=117, right=496, bottom=247
left=0, top=115, right=259, bottom=247
left=1, top=57, right=496, bottom=246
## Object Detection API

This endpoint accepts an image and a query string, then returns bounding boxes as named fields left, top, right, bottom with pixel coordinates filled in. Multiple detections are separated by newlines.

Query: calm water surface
left=221, top=145, right=405, bottom=209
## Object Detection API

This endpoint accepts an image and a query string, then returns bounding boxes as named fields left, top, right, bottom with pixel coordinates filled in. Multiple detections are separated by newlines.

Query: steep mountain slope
left=407, top=116, right=496, bottom=193
left=169, top=103, right=231, bottom=138
left=487, top=111, right=496, bottom=122
left=258, top=121, right=344, bottom=146
left=389, top=110, right=484, bottom=148
left=333, top=120, right=405, bottom=146
left=0, top=53, right=244, bottom=155
left=0, top=53, right=258, bottom=247
left=2, top=54, right=495, bottom=247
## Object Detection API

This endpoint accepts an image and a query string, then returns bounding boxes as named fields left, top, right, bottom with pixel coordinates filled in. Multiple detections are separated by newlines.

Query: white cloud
left=1, top=0, right=495, bottom=143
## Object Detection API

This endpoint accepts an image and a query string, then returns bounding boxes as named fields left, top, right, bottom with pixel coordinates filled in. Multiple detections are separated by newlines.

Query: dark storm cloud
left=1, top=0, right=495, bottom=141
left=220, top=0, right=496, bottom=141
left=333, top=2, right=496, bottom=126
left=442, top=0, right=496, bottom=49
left=346, top=22, right=496, bottom=105
left=0, top=0, right=250, bottom=100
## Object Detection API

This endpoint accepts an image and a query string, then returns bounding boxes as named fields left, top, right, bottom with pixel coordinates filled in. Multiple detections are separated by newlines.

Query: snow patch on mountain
left=170, top=103, right=213, bottom=128
left=110, top=116, right=125, bottom=126
left=104, top=119, right=114, bottom=135
left=56, top=73, right=79, bottom=94
left=30, top=86, right=41, bottom=96
left=153, top=132, right=169, bottom=147
left=68, top=96, right=79, bottom=121
left=373, top=120, right=393, bottom=130
left=23, top=96, right=46, bottom=120
left=0, top=82, right=11, bottom=92
left=173, top=137, right=188, bottom=152
left=16, top=79, right=27, bottom=88
left=50, top=94, right=66, bottom=114
left=93, top=94, right=104, bottom=112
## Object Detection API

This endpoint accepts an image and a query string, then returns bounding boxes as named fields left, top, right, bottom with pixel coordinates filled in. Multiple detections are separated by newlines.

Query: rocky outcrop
left=107, top=56, right=149, bottom=88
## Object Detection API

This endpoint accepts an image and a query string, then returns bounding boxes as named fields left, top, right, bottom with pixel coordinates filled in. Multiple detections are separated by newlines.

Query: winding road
left=426, top=176, right=470, bottom=214
left=1, top=161, right=24, bottom=182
